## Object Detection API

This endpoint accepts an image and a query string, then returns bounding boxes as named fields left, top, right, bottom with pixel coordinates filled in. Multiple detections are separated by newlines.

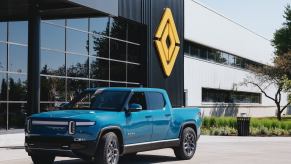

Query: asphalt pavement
left=0, top=135, right=291, bottom=164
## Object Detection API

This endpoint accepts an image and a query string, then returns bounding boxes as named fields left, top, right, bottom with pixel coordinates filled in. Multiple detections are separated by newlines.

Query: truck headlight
left=26, top=118, right=31, bottom=133
left=68, top=121, right=76, bottom=135
left=76, top=121, right=96, bottom=126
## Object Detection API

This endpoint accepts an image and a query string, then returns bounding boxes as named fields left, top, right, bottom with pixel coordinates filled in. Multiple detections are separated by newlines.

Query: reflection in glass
left=0, top=103, right=7, bottom=130
left=128, top=64, right=142, bottom=83
left=89, top=34, right=109, bottom=58
left=90, top=81, right=109, bottom=88
left=9, top=45, right=27, bottom=73
left=110, top=18, right=127, bottom=40
left=110, top=61, right=126, bottom=82
left=110, top=40, right=126, bottom=61
left=8, top=21, right=28, bottom=44
left=8, top=103, right=26, bottom=129
left=0, top=73, right=7, bottom=101
left=90, top=58, right=109, bottom=80
left=67, top=54, right=89, bottom=78
left=127, top=44, right=141, bottom=63
left=110, top=82, right=126, bottom=87
left=41, top=22, right=65, bottom=50
left=66, top=29, right=89, bottom=55
left=45, top=19, right=65, bottom=26
left=40, top=103, right=61, bottom=113
left=8, top=74, right=27, bottom=101
left=41, top=50, right=65, bottom=76
left=67, top=79, right=89, bottom=101
left=40, top=76, right=65, bottom=101
left=0, top=22, right=7, bottom=41
left=128, top=22, right=143, bottom=43
left=0, top=43, right=7, bottom=71
left=67, top=18, right=88, bottom=31
left=90, top=17, right=110, bottom=36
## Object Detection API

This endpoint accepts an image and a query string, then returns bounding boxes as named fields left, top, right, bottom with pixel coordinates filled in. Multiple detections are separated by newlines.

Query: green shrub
left=259, top=126, right=270, bottom=136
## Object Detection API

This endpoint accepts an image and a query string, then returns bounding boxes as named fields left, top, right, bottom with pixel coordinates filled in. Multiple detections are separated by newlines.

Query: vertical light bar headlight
left=68, top=121, right=76, bottom=135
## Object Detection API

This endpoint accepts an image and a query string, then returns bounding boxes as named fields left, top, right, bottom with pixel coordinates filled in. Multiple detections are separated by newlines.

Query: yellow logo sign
left=155, top=8, right=180, bottom=77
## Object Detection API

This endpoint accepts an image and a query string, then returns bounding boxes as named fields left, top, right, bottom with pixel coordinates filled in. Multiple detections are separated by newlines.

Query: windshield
left=62, top=90, right=130, bottom=111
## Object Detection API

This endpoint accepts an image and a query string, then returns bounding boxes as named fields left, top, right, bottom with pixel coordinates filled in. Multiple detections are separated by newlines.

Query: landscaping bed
left=202, top=117, right=291, bottom=136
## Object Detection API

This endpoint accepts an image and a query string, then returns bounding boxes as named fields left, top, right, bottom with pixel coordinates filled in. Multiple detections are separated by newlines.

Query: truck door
left=146, top=92, right=171, bottom=141
left=124, top=92, right=153, bottom=144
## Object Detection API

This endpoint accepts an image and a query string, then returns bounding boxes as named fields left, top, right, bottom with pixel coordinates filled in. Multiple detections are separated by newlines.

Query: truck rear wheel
left=94, top=132, right=120, bottom=164
left=31, top=154, right=55, bottom=164
left=174, top=127, right=197, bottom=160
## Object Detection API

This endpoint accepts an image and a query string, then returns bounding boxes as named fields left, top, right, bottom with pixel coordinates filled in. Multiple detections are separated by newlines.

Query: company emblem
left=155, top=8, right=180, bottom=77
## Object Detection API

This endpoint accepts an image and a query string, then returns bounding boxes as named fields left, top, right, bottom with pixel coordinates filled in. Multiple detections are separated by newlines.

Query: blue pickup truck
left=25, top=87, right=203, bottom=164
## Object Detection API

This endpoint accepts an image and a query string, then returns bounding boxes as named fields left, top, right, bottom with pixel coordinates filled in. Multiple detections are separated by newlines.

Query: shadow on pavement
left=54, top=154, right=178, bottom=164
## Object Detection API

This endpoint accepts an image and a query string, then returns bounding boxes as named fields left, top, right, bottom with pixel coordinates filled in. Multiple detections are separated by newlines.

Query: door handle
left=165, top=114, right=171, bottom=117
left=145, top=115, right=152, bottom=119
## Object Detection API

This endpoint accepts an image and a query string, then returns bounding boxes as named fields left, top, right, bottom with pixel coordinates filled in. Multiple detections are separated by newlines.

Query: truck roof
left=84, top=87, right=166, bottom=93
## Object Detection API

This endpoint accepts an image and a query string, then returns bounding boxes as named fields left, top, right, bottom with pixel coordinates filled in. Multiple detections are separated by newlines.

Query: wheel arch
left=179, top=122, right=197, bottom=138
left=97, top=126, right=125, bottom=153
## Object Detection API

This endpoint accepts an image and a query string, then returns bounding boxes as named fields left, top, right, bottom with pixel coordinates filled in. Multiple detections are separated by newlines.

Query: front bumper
left=25, top=135, right=97, bottom=158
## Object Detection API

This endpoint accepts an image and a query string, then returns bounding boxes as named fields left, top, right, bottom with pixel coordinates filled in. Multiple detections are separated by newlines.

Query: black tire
left=31, top=154, right=55, bottom=164
left=174, top=127, right=197, bottom=160
left=94, top=132, right=120, bottom=164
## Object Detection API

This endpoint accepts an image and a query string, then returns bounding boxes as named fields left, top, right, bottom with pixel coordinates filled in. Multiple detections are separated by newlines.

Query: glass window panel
left=67, top=54, right=89, bottom=78
left=67, top=79, right=89, bottom=101
left=190, top=45, right=199, bottom=57
left=0, top=73, right=7, bottom=101
left=41, top=22, right=65, bottom=50
left=41, top=50, right=65, bottom=76
left=9, top=45, right=27, bottom=73
left=128, top=22, right=143, bottom=43
left=147, top=92, right=165, bottom=110
left=0, top=22, right=7, bottom=41
left=110, top=82, right=126, bottom=87
left=90, top=57, right=109, bottom=80
left=200, top=47, right=207, bottom=60
left=128, top=44, right=141, bottom=63
left=220, top=52, right=229, bottom=64
left=90, top=81, right=109, bottom=88
left=0, top=43, right=7, bottom=71
left=127, top=84, right=141, bottom=88
left=45, top=19, right=65, bottom=26
left=229, top=55, right=236, bottom=66
left=89, top=34, right=109, bottom=58
left=110, top=61, right=126, bottom=82
left=67, top=29, right=89, bottom=55
left=67, top=18, right=88, bottom=31
left=8, top=21, right=28, bottom=44
left=128, top=64, right=142, bottom=83
left=0, top=103, right=7, bottom=130
left=90, top=17, right=110, bottom=36
left=8, top=74, right=27, bottom=101
left=8, top=103, right=26, bottom=129
left=235, top=57, right=243, bottom=68
left=184, top=41, right=190, bottom=54
left=110, top=40, right=126, bottom=61
left=40, top=76, right=66, bottom=102
left=110, top=18, right=127, bottom=40
left=40, top=103, right=61, bottom=113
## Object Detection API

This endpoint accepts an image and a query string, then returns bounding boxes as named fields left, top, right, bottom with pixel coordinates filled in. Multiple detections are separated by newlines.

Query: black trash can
left=237, top=117, right=251, bottom=136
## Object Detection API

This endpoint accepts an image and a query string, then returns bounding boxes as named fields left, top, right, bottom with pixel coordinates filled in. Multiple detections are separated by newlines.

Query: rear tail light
left=68, top=121, right=76, bottom=135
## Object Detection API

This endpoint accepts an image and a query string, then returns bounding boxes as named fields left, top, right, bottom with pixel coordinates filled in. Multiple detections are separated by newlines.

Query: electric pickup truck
left=25, top=87, right=203, bottom=164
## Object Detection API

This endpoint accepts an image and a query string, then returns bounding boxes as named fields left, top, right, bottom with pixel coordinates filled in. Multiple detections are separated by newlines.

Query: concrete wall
left=184, top=0, right=274, bottom=64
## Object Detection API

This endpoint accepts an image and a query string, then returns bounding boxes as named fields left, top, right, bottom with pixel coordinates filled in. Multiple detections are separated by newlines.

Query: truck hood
left=30, top=109, right=120, bottom=121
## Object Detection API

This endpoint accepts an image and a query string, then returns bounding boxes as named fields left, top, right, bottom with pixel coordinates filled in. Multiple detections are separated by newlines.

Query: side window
left=147, top=92, right=165, bottom=110
left=128, top=92, right=147, bottom=110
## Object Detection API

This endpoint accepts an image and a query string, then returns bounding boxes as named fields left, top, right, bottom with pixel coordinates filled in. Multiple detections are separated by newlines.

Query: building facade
left=0, top=0, right=289, bottom=130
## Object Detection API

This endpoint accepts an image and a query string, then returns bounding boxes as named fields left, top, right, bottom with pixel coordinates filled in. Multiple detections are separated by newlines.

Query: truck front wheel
left=174, top=127, right=197, bottom=160
left=31, top=154, right=55, bottom=164
left=95, top=132, right=120, bottom=164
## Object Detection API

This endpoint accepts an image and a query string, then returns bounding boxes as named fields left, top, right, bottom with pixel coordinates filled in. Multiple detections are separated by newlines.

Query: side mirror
left=128, top=103, right=142, bottom=112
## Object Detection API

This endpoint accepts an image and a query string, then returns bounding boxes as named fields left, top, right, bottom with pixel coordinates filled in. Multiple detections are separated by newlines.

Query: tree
left=243, top=4, right=291, bottom=120
left=243, top=65, right=291, bottom=120
left=272, top=4, right=291, bottom=56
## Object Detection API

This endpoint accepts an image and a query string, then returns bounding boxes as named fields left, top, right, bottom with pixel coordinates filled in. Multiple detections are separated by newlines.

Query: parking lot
left=0, top=135, right=291, bottom=164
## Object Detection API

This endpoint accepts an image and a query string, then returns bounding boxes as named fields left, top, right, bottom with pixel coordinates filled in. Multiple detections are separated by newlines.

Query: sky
left=196, top=0, right=290, bottom=40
